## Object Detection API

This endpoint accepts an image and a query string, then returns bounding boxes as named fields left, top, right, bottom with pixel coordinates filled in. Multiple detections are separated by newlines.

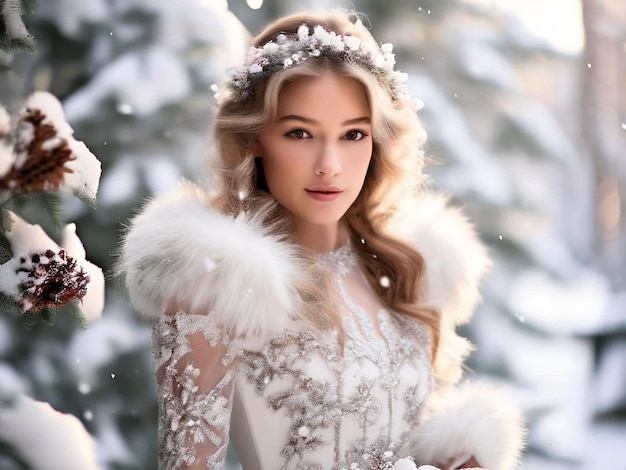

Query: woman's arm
left=154, top=310, right=238, bottom=470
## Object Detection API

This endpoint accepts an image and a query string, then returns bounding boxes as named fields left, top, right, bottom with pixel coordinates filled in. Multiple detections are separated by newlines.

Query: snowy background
left=0, top=0, right=625, bottom=469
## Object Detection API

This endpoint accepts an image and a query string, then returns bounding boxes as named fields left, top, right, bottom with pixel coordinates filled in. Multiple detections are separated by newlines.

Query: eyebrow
left=277, top=114, right=371, bottom=126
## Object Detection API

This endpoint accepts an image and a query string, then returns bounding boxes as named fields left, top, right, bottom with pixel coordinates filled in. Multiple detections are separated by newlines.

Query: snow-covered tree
left=1, top=1, right=250, bottom=468
left=0, top=0, right=36, bottom=70
left=0, top=87, right=105, bottom=468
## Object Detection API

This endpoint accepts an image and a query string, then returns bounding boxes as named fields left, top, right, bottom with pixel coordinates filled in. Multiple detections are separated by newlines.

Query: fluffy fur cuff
left=117, top=182, right=306, bottom=338
left=409, top=383, right=525, bottom=470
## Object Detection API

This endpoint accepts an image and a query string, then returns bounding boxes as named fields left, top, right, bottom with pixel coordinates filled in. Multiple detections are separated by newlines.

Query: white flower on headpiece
left=344, top=35, right=361, bottom=51
left=359, top=42, right=374, bottom=56
left=262, top=42, right=279, bottom=55
left=381, top=43, right=396, bottom=70
left=392, top=457, right=419, bottom=469
left=311, top=49, right=321, bottom=57
left=276, top=33, right=287, bottom=44
left=329, top=34, right=345, bottom=51
left=372, top=53, right=385, bottom=68
left=284, top=58, right=293, bottom=67
left=313, top=25, right=332, bottom=46
left=381, top=43, right=394, bottom=54
left=383, top=56, right=396, bottom=71
left=297, top=24, right=309, bottom=41
left=248, top=63, right=263, bottom=74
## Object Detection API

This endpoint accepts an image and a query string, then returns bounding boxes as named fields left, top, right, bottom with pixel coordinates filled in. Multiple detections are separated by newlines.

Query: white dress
left=120, top=183, right=525, bottom=470
left=153, top=244, right=434, bottom=469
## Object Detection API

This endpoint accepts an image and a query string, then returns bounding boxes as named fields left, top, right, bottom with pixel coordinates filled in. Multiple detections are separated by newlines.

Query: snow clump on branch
left=0, top=211, right=104, bottom=323
left=0, top=91, right=101, bottom=204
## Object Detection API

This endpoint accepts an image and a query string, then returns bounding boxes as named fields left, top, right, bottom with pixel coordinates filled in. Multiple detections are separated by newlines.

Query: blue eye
left=343, top=130, right=367, bottom=141
left=285, top=129, right=310, bottom=139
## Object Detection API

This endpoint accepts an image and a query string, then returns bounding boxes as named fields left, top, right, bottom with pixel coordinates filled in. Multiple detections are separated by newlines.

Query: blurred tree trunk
left=581, top=0, right=626, bottom=288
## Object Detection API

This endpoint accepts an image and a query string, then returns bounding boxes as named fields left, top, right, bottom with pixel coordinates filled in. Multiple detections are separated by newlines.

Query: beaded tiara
left=215, top=23, right=408, bottom=103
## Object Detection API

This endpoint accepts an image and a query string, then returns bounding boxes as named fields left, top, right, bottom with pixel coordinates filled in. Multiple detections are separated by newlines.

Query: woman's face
left=256, top=71, right=373, bottom=234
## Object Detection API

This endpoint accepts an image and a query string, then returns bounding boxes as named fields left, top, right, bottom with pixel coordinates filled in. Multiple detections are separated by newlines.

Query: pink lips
left=305, top=186, right=343, bottom=201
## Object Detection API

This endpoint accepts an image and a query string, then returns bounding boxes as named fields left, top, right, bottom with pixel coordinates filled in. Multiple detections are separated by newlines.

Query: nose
left=314, top=142, right=341, bottom=176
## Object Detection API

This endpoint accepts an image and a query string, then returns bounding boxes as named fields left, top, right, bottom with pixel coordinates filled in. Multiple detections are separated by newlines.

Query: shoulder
left=117, top=181, right=307, bottom=338
left=388, top=192, right=491, bottom=383
left=389, top=191, right=490, bottom=323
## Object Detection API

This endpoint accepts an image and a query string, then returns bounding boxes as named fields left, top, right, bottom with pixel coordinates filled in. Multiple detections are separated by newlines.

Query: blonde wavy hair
left=210, top=11, right=441, bottom=360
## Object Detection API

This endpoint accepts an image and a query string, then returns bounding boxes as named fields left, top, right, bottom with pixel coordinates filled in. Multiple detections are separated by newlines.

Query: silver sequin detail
left=153, top=245, right=434, bottom=469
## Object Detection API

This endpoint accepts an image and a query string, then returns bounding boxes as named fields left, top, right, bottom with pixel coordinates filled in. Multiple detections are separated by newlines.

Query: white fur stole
left=119, top=184, right=491, bottom=356
left=118, top=181, right=308, bottom=338
left=118, top=182, right=524, bottom=467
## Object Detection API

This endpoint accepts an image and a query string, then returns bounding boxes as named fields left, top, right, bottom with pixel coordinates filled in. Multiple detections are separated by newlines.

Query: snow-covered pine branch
left=0, top=0, right=36, bottom=53
left=0, top=91, right=101, bottom=204
left=0, top=394, right=100, bottom=470
left=0, top=91, right=104, bottom=325
left=0, top=210, right=104, bottom=322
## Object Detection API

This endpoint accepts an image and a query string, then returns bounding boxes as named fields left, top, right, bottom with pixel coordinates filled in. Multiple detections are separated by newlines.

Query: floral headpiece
left=215, top=23, right=408, bottom=103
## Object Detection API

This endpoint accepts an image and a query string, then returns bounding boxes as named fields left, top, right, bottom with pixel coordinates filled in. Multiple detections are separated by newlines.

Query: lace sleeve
left=153, top=310, right=238, bottom=469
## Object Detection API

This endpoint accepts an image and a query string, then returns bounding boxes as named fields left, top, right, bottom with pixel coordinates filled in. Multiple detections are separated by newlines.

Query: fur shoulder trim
left=117, top=181, right=306, bottom=338
left=390, top=192, right=490, bottom=323
left=389, top=193, right=491, bottom=383
left=119, top=184, right=489, bottom=350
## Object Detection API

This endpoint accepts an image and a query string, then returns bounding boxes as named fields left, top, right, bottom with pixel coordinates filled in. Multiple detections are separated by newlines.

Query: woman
left=119, top=11, right=524, bottom=470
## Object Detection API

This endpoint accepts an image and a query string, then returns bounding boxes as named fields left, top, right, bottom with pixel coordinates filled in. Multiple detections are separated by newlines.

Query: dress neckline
left=319, top=241, right=358, bottom=275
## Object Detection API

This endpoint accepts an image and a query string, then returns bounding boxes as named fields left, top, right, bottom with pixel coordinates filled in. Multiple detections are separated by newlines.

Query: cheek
left=260, top=147, right=301, bottom=196
left=258, top=139, right=285, bottom=177
left=262, top=152, right=293, bottom=183
left=350, top=146, right=373, bottom=176
left=260, top=137, right=294, bottom=165
left=263, top=141, right=314, bottom=177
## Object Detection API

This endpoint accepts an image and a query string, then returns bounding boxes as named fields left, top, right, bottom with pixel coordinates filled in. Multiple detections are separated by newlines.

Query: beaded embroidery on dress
left=153, top=243, right=433, bottom=469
